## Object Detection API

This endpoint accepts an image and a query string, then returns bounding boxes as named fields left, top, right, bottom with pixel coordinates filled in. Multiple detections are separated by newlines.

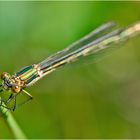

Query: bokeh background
left=0, top=1, right=140, bottom=139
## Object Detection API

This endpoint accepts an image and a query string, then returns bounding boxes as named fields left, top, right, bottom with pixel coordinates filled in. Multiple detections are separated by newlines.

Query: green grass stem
left=0, top=101, right=27, bottom=139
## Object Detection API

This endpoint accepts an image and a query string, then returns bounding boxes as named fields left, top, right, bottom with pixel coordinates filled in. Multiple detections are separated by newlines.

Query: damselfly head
left=0, top=72, right=22, bottom=93
left=1, top=72, right=12, bottom=91
left=1, top=72, right=11, bottom=80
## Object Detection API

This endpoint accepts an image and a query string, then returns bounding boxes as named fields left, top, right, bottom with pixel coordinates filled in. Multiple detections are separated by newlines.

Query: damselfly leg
left=6, top=93, right=21, bottom=111
left=0, top=93, right=19, bottom=111
left=0, top=90, right=32, bottom=111
left=9, top=90, right=33, bottom=110
left=0, top=87, right=3, bottom=110
left=5, top=94, right=13, bottom=104
left=0, top=85, right=2, bottom=92
left=12, top=95, right=17, bottom=111
left=16, top=90, right=33, bottom=108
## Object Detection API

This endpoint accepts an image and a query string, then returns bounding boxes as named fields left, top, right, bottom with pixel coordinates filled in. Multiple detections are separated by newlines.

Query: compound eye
left=1, top=72, right=9, bottom=80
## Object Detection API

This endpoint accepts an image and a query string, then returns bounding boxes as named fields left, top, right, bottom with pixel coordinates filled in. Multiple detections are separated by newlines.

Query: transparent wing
left=39, top=21, right=116, bottom=69
left=40, top=29, right=121, bottom=72
left=24, top=21, right=140, bottom=86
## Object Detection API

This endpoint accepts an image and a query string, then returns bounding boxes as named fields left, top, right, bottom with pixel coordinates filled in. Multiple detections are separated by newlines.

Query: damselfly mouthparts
left=0, top=21, right=140, bottom=111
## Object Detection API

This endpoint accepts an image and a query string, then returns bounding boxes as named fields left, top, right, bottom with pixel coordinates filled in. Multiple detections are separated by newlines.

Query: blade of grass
left=0, top=100, right=27, bottom=139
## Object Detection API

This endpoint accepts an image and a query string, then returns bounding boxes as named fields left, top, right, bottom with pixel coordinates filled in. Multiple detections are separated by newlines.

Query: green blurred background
left=0, top=1, right=140, bottom=139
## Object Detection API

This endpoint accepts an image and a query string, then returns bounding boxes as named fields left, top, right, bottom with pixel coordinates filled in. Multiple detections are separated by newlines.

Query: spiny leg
left=0, top=94, right=13, bottom=112
left=0, top=94, right=14, bottom=107
left=2, top=90, right=32, bottom=111
left=5, top=94, right=13, bottom=105
left=23, top=89, right=33, bottom=99
left=12, top=95, right=16, bottom=111
left=0, top=85, right=3, bottom=92
left=0, top=90, right=33, bottom=111
left=0, top=86, right=3, bottom=104
left=0, top=95, right=15, bottom=111
left=0, top=94, right=16, bottom=112
left=22, top=89, right=33, bottom=104
left=1, top=93, right=20, bottom=111
left=11, top=92, right=21, bottom=111
left=16, top=89, right=33, bottom=108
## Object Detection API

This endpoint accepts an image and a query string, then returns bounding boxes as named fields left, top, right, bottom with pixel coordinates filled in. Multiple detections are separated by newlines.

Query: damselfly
left=0, top=21, right=140, bottom=111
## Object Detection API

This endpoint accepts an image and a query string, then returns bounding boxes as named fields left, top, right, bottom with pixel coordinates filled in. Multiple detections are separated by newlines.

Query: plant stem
left=0, top=102, right=27, bottom=139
